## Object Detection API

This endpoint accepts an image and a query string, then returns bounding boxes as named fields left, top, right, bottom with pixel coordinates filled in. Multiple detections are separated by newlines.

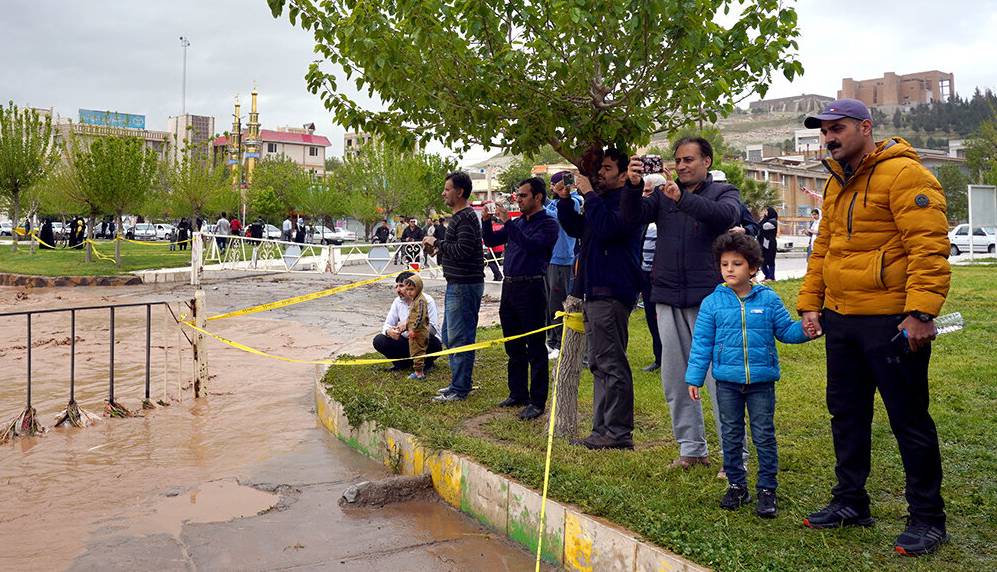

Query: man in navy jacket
left=555, top=148, right=644, bottom=450
left=621, top=137, right=741, bottom=470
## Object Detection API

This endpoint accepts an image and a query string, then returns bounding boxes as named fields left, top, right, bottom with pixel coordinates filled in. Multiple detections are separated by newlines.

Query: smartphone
left=486, top=202, right=497, bottom=214
left=562, top=172, right=575, bottom=187
left=638, top=155, right=663, bottom=174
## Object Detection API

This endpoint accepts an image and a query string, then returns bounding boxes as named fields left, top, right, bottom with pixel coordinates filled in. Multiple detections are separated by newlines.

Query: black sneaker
left=803, top=501, right=875, bottom=529
left=720, top=484, right=752, bottom=510
left=894, top=519, right=949, bottom=556
left=756, top=489, right=777, bottom=518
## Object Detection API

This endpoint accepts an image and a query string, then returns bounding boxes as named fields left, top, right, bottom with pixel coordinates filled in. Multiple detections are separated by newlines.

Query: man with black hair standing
left=483, top=177, right=559, bottom=420
left=798, top=99, right=950, bottom=557
left=425, top=171, right=485, bottom=402
left=621, top=137, right=742, bottom=472
left=555, top=149, right=644, bottom=449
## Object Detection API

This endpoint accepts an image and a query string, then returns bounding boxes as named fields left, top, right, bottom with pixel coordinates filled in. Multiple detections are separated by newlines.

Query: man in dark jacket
left=621, top=137, right=741, bottom=470
left=556, top=148, right=644, bottom=449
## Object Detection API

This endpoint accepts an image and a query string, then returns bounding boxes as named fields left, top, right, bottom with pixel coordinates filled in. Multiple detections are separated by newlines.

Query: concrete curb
left=314, top=380, right=709, bottom=571
left=0, top=272, right=142, bottom=287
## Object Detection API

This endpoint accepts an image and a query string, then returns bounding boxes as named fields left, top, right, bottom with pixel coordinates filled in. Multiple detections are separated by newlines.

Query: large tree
left=268, top=0, right=802, bottom=172
left=935, top=165, right=969, bottom=224
left=0, top=101, right=58, bottom=251
left=249, top=155, right=313, bottom=222
left=74, top=136, right=160, bottom=266
left=966, top=117, right=997, bottom=187
left=165, top=140, right=231, bottom=223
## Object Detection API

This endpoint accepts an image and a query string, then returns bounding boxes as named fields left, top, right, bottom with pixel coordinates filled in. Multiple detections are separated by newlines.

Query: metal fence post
left=109, top=307, right=115, bottom=403
left=70, top=310, right=76, bottom=402
left=192, top=290, right=208, bottom=398
left=26, top=314, right=32, bottom=408
left=145, top=304, right=152, bottom=401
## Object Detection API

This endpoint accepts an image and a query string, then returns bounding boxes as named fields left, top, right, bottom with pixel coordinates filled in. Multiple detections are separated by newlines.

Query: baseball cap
left=803, top=98, right=872, bottom=129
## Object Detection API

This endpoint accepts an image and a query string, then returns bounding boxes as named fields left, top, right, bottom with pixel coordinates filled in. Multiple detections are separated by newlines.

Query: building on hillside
left=167, top=114, right=215, bottom=163
left=55, top=109, right=171, bottom=160
left=343, top=131, right=373, bottom=156
left=748, top=94, right=834, bottom=114
left=745, top=144, right=785, bottom=162
left=839, top=71, right=954, bottom=111
left=743, top=158, right=829, bottom=235
left=948, top=139, right=966, bottom=159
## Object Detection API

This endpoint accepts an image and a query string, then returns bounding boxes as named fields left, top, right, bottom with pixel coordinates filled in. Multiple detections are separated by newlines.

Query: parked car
left=0, top=221, right=12, bottom=236
left=330, top=226, right=357, bottom=243
left=949, top=224, right=996, bottom=255
left=264, top=224, right=282, bottom=239
left=125, top=222, right=158, bottom=241
left=776, top=236, right=794, bottom=252
left=155, top=223, right=175, bottom=241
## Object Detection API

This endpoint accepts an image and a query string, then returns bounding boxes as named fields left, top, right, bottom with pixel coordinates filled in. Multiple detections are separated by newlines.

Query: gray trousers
left=657, top=303, right=739, bottom=459
left=546, top=263, right=573, bottom=348
left=585, top=299, right=634, bottom=442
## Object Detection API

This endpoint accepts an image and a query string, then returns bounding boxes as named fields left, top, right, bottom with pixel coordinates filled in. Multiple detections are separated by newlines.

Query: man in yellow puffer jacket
left=796, top=99, right=951, bottom=557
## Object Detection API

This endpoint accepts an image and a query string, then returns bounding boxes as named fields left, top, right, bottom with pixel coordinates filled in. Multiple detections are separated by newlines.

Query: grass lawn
left=323, top=266, right=996, bottom=571
left=0, top=240, right=191, bottom=276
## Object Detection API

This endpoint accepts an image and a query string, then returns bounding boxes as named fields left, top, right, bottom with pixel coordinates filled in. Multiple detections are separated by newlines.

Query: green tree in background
left=935, top=165, right=969, bottom=223
left=164, top=139, right=231, bottom=224
left=250, top=155, right=313, bottom=223
left=269, top=0, right=801, bottom=171
left=74, top=136, right=160, bottom=266
left=0, top=101, right=58, bottom=251
left=966, top=117, right=997, bottom=187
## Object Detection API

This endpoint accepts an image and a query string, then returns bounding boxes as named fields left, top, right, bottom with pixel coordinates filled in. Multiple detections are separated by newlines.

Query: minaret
left=230, top=95, right=242, bottom=188
left=246, top=86, right=261, bottom=184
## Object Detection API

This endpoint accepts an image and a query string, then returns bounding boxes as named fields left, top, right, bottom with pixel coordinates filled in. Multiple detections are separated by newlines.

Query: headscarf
left=404, top=273, right=424, bottom=300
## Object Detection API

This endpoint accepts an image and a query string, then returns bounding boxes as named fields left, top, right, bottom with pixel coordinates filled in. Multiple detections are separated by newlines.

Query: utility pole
left=179, top=36, right=191, bottom=116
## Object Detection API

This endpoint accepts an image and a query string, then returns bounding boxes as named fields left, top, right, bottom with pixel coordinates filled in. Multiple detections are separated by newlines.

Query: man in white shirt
left=215, top=212, right=231, bottom=253
left=372, top=271, right=443, bottom=372
left=282, top=217, right=293, bottom=241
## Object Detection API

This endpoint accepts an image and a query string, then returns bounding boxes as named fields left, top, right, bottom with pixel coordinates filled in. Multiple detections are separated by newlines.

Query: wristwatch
left=909, top=311, right=934, bottom=322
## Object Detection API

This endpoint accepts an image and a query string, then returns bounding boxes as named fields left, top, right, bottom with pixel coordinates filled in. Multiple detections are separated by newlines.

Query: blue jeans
left=441, top=282, right=484, bottom=396
left=716, top=381, right=778, bottom=491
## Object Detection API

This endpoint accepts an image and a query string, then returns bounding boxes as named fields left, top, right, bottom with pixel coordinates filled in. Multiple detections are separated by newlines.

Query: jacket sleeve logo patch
left=915, top=194, right=930, bottom=208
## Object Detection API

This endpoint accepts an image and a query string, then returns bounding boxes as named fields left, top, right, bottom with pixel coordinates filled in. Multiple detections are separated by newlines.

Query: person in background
left=215, top=212, right=231, bottom=253
left=168, top=224, right=178, bottom=251
left=282, top=216, right=293, bottom=241
left=758, top=207, right=779, bottom=281
left=249, top=218, right=265, bottom=240
left=545, top=171, right=582, bottom=361
left=638, top=173, right=668, bottom=372
left=230, top=216, right=242, bottom=237
left=39, top=218, right=55, bottom=249
left=484, top=219, right=505, bottom=282
left=373, top=220, right=391, bottom=243
left=805, top=208, right=820, bottom=259
left=177, top=218, right=190, bottom=250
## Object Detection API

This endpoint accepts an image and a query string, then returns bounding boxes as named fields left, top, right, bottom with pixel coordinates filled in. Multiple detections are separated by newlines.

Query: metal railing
left=0, top=300, right=185, bottom=441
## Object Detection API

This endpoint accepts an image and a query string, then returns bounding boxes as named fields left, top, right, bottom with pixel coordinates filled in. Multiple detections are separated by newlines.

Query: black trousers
left=640, top=271, right=662, bottom=365
left=822, top=310, right=945, bottom=525
left=585, top=298, right=634, bottom=442
left=372, top=333, right=442, bottom=369
left=761, top=247, right=776, bottom=281
left=499, top=278, right=549, bottom=408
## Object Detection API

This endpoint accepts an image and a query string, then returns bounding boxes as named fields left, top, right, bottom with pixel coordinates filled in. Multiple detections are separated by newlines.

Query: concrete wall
left=314, top=381, right=709, bottom=571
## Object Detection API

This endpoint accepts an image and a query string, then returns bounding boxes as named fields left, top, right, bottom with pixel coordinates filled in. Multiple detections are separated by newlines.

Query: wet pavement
left=0, top=272, right=535, bottom=571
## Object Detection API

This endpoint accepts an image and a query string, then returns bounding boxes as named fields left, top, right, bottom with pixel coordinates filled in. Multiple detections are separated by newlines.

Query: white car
left=0, top=221, right=11, bottom=236
left=155, top=223, right=175, bottom=241
left=264, top=224, right=282, bottom=239
left=125, top=223, right=158, bottom=241
left=330, top=226, right=357, bottom=243
left=776, top=236, right=794, bottom=252
left=949, top=224, right=996, bottom=255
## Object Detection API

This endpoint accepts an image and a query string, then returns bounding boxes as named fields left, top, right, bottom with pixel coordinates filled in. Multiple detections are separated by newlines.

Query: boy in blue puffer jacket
left=686, top=232, right=814, bottom=518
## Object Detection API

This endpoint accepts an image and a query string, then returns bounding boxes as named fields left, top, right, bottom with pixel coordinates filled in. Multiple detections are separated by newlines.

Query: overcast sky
left=3, top=0, right=996, bottom=165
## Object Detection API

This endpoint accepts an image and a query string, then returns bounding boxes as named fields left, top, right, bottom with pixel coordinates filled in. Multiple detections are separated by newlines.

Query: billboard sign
left=78, top=109, right=146, bottom=130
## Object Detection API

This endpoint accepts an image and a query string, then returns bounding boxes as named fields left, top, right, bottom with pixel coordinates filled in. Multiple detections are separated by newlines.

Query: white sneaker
left=548, top=348, right=560, bottom=360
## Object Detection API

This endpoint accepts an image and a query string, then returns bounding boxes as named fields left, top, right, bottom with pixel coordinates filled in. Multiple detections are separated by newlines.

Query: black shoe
left=498, top=397, right=528, bottom=408
left=894, top=519, right=949, bottom=556
left=518, top=404, right=544, bottom=420
left=720, top=484, right=752, bottom=510
left=803, top=501, right=875, bottom=529
left=581, top=434, right=634, bottom=450
left=641, top=362, right=660, bottom=372
left=756, top=489, right=777, bottom=518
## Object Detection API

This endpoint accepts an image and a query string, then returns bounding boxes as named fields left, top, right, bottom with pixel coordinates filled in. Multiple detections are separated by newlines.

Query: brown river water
left=0, top=273, right=532, bottom=570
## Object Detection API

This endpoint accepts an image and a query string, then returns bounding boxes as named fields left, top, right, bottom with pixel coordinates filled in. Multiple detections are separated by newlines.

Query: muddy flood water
left=0, top=272, right=540, bottom=571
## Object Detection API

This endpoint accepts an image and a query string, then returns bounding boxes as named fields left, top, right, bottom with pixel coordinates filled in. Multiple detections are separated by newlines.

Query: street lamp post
left=179, top=36, right=191, bottom=116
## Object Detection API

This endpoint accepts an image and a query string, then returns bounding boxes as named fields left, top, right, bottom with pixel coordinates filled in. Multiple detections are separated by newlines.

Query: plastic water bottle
left=933, top=312, right=964, bottom=336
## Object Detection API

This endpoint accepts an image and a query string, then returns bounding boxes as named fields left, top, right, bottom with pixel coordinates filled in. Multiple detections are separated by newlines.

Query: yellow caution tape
left=28, top=232, right=59, bottom=250
left=116, top=235, right=193, bottom=246
left=83, top=239, right=117, bottom=262
left=555, top=309, right=585, bottom=334
left=206, top=272, right=403, bottom=322
left=181, top=319, right=562, bottom=365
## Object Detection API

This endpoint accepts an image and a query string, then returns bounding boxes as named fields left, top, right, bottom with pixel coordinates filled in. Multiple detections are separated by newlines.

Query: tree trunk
left=552, top=295, right=585, bottom=438
left=115, top=213, right=123, bottom=267
left=10, top=193, right=19, bottom=252
left=85, top=214, right=95, bottom=263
